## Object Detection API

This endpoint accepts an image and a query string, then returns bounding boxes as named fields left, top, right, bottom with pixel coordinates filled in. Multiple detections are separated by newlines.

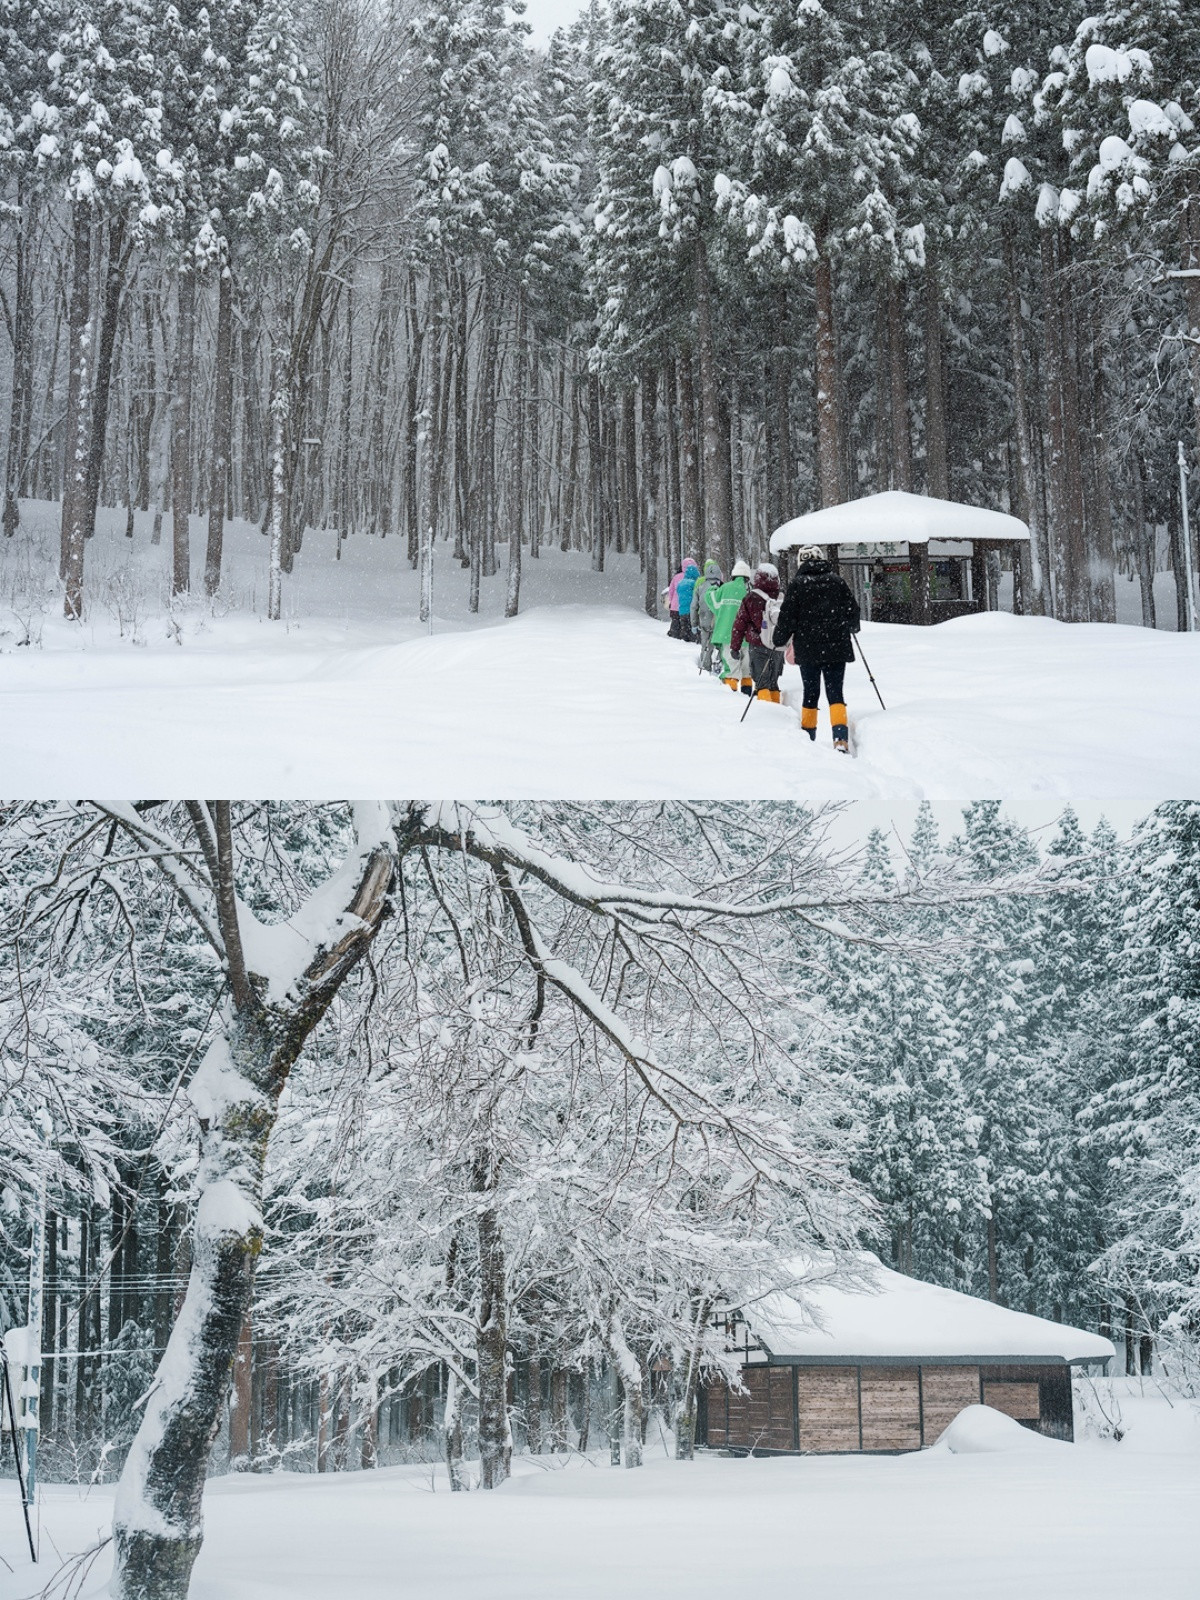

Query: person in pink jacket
left=663, top=556, right=698, bottom=639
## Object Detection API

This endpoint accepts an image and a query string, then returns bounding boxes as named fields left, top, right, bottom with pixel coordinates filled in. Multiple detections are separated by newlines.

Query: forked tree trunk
left=111, top=811, right=394, bottom=1600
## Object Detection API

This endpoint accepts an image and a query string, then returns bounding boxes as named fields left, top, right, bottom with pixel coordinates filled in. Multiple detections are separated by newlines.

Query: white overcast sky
left=518, top=0, right=586, bottom=45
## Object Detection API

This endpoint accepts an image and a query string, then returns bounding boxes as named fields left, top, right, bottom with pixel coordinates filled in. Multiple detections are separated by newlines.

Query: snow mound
left=933, top=1404, right=1067, bottom=1454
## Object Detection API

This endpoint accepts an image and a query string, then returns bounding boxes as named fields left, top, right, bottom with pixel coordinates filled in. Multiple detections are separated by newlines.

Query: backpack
left=756, top=590, right=783, bottom=652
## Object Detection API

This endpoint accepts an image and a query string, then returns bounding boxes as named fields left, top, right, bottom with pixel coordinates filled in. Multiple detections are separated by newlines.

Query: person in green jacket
left=706, top=560, right=752, bottom=690
left=690, top=558, right=725, bottom=674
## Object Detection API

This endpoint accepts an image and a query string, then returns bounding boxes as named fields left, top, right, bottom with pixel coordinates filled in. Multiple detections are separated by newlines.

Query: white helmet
left=731, top=559, right=752, bottom=578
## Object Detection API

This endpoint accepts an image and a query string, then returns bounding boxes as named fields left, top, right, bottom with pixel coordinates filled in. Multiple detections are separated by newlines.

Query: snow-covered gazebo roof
left=741, top=1257, right=1114, bottom=1368
left=769, top=490, right=1029, bottom=555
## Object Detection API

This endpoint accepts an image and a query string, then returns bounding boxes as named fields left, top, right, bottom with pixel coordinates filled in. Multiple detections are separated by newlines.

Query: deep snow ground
left=2, top=1384, right=1196, bottom=1600
left=2, top=503, right=1199, bottom=803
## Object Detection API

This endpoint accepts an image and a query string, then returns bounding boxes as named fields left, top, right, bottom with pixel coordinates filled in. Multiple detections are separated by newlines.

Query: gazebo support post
left=910, top=544, right=931, bottom=624
left=971, top=542, right=988, bottom=613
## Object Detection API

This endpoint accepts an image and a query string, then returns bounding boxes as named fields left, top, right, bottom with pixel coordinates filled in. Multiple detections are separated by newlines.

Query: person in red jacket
left=730, top=564, right=784, bottom=702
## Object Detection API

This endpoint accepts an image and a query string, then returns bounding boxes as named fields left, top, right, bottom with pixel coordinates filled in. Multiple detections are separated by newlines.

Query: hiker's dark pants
left=749, top=644, right=784, bottom=693
left=798, top=660, right=845, bottom=709
left=798, top=660, right=848, bottom=739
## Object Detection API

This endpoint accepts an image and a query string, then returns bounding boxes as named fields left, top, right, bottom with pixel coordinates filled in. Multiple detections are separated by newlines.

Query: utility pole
left=1179, top=440, right=1196, bottom=633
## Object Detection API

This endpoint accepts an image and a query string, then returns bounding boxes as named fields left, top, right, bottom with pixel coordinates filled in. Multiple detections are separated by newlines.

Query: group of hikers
left=664, top=548, right=862, bottom=753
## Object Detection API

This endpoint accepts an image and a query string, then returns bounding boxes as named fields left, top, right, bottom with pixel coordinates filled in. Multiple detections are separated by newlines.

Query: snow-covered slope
left=3, top=602, right=1199, bottom=801
left=2, top=504, right=1198, bottom=800
left=3, top=1386, right=1196, bottom=1600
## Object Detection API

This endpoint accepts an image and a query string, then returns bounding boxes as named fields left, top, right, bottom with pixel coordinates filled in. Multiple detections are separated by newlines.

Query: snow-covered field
left=2, top=502, right=1199, bottom=804
left=2, top=1385, right=1195, bottom=1600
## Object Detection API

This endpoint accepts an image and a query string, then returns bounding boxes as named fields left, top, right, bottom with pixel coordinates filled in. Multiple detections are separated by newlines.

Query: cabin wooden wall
left=704, top=1361, right=1074, bottom=1454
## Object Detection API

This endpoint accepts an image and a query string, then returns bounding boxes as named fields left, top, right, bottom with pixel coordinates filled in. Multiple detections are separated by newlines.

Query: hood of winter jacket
left=798, top=557, right=832, bottom=577
left=751, top=569, right=781, bottom=598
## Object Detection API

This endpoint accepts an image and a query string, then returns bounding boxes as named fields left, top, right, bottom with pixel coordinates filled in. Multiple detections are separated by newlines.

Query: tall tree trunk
left=1178, top=175, right=1200, bottom=477
left=83, top=214, right=130, bottom=543
left=61, top=206, right=94, bottom=618
left=677, top=355, right=700, bottom=562
left=674, top=1295, right=711, bottom=1461
left=405, top=271, right=424, bottom=570
left=205, top=256, right=235, bottom=594
left=622, top=387, right=639, bottom=561
left=813, top=234, right=842, bottom=508
left=886, top=277, right=913, bottom=492
left=1133, top=452, right=1156, bottom=629
left=1086, top=300, right=1116, bottom=623
left=1004, top=226, right=1047, bottom=614
left=588, top=368, right=604, bottom=573
left=267, top=340, right=287, bottom=624
left=607, top=1319, right=644, bottom=1469
left=641, top=366, right=660, bottom=617
left=172, top=265, right=197, bottom=596
left=112, top=813, right=393, bottom=1600
left=3, top=175, right=36, bottom=538
left=693, top=239, right=731, bottom=570
left=923, top=256, right=949, bottom=499
left=474, top=1151, right=510, bottom=1491
left=1039, top=225, right=1068, bottom=618
left=505, top=296, right=525, bottom=618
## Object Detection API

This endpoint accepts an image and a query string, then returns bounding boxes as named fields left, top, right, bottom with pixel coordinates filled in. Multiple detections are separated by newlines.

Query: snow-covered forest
left=2, top=0, right=1200, bottom=626
left=2, top=800, right=1197, bottom=1597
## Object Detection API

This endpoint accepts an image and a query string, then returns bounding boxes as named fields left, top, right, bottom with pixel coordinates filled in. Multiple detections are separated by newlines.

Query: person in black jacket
left=773, top=545, right=861, bottom=752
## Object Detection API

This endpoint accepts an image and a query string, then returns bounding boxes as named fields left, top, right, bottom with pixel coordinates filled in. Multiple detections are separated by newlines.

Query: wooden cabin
left=769, top=489, right=1031, bottom=625
left=701, top=1257, right=1114, bottom=1455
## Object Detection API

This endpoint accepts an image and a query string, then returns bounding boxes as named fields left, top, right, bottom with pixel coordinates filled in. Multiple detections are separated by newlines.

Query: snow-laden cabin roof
left=744, top=1257, right=1114, bottom=1367
left=769, top=490, right=1030, bottom=554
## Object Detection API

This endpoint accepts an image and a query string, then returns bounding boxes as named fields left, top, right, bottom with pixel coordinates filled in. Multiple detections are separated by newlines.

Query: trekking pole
left=1, top=1347, right=37, bottom=1563
left=739, top=663, right=762, bottom=722
left=853, top=634, right=886, bottom=710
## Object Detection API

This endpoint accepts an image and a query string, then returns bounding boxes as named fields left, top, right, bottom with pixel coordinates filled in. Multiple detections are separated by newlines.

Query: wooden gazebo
left=768, top=490, right=1030, bottom=625
left=702, top=1256, right=1114, bottom=1455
